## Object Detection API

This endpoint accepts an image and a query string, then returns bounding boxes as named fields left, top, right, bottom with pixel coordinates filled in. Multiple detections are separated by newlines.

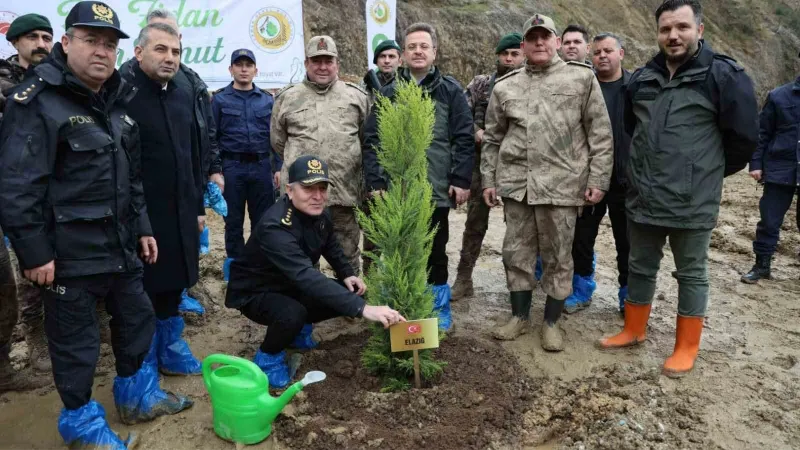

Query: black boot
left=491, top=291, right=532, bottom=340
left=741, top=254, right=771, bottom=284
left=541, top=296, right=565, bottom=352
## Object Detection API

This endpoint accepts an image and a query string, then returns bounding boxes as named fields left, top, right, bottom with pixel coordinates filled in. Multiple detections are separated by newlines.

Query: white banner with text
left=0, top=0, right=306, bottom=89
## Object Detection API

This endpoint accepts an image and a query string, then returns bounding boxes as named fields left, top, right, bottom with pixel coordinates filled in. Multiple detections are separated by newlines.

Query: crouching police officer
left=226, top=156, right=405, bottom=387
left=0, top=2, right=191, bottom=448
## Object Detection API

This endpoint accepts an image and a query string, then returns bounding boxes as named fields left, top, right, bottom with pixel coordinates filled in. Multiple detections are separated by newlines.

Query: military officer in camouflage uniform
left=271, top=36, right=371, bottom=275
left=482, top=14, right=613, bottom=351
left=452, top=32, right=524, bottom=301
left=0, top=13, right=54, bottom=393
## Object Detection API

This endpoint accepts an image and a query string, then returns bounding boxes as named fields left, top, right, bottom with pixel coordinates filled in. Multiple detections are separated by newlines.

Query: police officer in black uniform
left=0, top=2, right=191, bottom=448
left=226, top=155, right=405, bottom=388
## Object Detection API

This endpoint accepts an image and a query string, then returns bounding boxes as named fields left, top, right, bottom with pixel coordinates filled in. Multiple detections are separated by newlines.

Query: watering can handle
left=202, top=354, right=267, bottom=392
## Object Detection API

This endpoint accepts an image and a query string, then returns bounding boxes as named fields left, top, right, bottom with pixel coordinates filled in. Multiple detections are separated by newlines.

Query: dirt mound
left=275, top=332, right=531, bottom=450
left=273, top=332, right=709, bottom=450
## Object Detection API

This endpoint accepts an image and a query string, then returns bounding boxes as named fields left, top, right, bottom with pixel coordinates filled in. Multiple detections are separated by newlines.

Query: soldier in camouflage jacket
left=482, top=15, right=613, bottom=351
left=271, top=36, right=371, bottom=275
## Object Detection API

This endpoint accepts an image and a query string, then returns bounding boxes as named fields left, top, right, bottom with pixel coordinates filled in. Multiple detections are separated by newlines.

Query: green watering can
left=202, top=354, right=326, bottom=445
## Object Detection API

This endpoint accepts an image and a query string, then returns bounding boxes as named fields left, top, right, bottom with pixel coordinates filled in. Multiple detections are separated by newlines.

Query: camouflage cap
left=306, top=35, right=338, bottom=58
left=522, top=14, right=557, bottom=38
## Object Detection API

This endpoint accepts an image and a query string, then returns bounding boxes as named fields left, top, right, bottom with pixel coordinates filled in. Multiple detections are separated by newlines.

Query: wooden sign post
left=389, top=318, right=439, bottom=388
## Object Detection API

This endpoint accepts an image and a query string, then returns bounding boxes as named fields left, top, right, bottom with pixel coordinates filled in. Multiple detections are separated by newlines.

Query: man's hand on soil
left=344, top=276, right=367, bottom=296
left=24, top=260, right=55, bottom=286
left=362, top=305, right=406, bottom=328
left=273, top=172, right=281, bottom=188
left=139, top=237, right=158, bottom=264
left=475, top=129, right=485, bottom=144
left=749, top=170, right=762, bottom=182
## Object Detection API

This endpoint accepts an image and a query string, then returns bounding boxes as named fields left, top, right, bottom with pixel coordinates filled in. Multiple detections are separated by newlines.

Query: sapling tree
left=357, top=80, right=445, bottom=391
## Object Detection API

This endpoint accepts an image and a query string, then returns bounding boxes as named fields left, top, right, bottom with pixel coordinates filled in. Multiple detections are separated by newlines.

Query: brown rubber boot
left=541, top=296, right=565, bottom=352
left=25, top=321, right=51, bottom=373
left=492, top=316, right=529, bottom=340
left=491, top=291, right=531, bottom=341
left=662, top=315, right=704, bottom=378
left=450, top=269, right=474, bottom=301
left=597, top=302, right=652, bottom=349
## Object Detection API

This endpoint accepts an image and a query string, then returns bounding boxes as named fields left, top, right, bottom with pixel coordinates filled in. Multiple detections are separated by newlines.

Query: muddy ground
left=1, top=171, right=799, bottom=449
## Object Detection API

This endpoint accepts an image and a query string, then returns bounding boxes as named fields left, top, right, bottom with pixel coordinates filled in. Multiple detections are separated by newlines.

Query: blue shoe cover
left=223, top=257, right=234, bottom=282
left=203, top=181, right=228, bottom=217
left=156, top=316, right=202, bottom=375
left=290, top=324, right=318, bottom=349
left=254, top=349, right=291, bottom=388
left=178, top=289, right=205, bottom=315
left=578, top=273, right=597, bottom=300
left=143, top=333, right=158, bottom=372
left=58, top=400, right=135, bottom=449
left=618, top=285, right=628, bottom=314
left=199, top=227, right=210, bottom=255
left=432, top=284, right=452, bottom=331
left=563, top=274, right=596, bottom=314
left=3, top=236, right=10, bottom=249
left=534, top=255, right=543, bottom=281
left=113, top=361, right=193, bottom=425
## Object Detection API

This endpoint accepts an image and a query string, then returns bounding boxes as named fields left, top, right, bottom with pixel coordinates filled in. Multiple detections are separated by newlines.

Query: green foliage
left=357, top=80, right=444, bottom=391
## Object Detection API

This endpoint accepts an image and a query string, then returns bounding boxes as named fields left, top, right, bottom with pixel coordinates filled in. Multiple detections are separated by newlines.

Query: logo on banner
left=369, top=0, right=390, bottom=25
left=0, top=11, right=19, bottom=59
left=250, top=7, right=295, bottom=54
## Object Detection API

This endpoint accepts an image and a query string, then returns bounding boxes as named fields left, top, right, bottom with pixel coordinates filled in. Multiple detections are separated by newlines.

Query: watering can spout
left=262, top=371, right=327, bottom=423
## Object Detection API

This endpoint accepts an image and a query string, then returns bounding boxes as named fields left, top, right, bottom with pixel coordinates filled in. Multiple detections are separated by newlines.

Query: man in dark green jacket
left=598, top=0, right=757, bottom=378
left=363, top=22, right=475, bottom=332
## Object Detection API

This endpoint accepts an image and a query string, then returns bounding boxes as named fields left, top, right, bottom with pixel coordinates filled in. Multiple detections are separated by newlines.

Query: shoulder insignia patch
left=344, top=81, right=368, bottom=95
left=12, top=79, right=46, bottom=104
left=275, top=83, right=297, bottom=98
left=566, top=60, right=593, bottom=70
left=281, top=207, right=293, bottom=227
left=495, top=68, right=522, bottom=83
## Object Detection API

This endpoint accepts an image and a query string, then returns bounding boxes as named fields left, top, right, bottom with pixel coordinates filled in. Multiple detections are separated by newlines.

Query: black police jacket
left=226, top=195, right=365, bottom=317
left=0, top=43, right=151, bottom=278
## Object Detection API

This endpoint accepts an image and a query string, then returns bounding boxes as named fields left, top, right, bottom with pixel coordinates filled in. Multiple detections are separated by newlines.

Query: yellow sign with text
left=389, top=318, right=439, bottom=352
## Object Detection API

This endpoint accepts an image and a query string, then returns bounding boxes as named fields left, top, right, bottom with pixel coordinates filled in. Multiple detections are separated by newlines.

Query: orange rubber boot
left=597, top=302, right=652, bottom=349
left=662, top=315, right=704, bottom=378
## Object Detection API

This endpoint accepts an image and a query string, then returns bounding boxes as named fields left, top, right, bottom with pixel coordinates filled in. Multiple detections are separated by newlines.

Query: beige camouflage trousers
left=503, top=199, right=578, bottom=300
left=330, top=206, right=362, bottom=275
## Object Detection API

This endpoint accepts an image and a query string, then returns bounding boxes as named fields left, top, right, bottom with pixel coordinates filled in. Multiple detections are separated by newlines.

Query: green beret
left=6, top=14, right=53, bottom=42
left=373, top=39, right=401, bottom=64
left=495, top=32, right=523, bottom=54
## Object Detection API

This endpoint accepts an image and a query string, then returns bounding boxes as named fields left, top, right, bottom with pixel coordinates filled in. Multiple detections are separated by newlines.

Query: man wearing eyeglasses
left=0, top=2, right=192, bottom=447
left=0, top=13, right=54, bottom=394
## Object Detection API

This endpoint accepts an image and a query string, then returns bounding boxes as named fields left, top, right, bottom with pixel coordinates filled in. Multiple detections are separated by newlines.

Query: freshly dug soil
left=273, top=332, right=711, bottom=450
